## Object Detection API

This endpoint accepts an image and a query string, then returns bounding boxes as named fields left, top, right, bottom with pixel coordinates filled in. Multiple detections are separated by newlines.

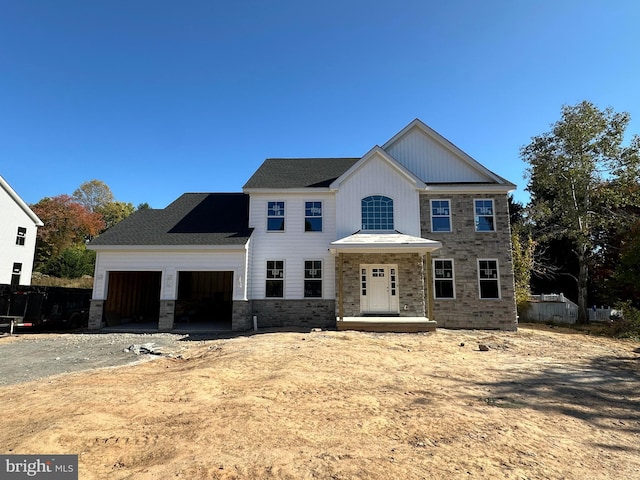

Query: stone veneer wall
left=420, top=193, right=517, bottom=330
left=232, top=300, right=252, bottom=331
left=88, top=300, right=104, bottom=331
left=251, top=300, right=336, bottom=329
left=158, top=300, right=175, bottom=331
left=335, top=253, right=427, bottom=318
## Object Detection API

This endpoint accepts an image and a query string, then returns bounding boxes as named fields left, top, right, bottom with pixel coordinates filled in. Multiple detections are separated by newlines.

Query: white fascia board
left=0, top=175, right=44, bottom=226
left=242, top=187, right=333, bottom=194
left=329, top=146, right=426, bottom=190
left=382, top=119, right=510, bottom=185
left=423, top=183, right=516, bottom=194
left=87, top=244, right=248, bottom=252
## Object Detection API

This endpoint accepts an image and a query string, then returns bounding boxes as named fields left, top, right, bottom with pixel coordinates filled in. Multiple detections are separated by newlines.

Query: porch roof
left=329, top=232, right=442, bottom=254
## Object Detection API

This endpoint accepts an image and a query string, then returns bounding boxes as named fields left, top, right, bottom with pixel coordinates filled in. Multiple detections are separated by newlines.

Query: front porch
left=336, top=316, right=436, bottom=333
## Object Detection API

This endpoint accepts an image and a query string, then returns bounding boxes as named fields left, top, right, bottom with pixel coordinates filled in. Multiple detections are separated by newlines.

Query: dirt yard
left=0, top=325, right=638, bottom=479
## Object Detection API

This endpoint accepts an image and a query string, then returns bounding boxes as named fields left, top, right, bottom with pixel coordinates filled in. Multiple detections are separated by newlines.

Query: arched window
left=361, top=195, right=394, bottom=231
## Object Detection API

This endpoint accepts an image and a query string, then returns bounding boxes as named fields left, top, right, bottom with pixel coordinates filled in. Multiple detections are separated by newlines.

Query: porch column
left=338, top=253, right=344, bottom=320
left=425, top=251, right=434, bottom=321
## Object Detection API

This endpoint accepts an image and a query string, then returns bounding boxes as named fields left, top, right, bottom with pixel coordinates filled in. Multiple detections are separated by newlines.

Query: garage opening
left=175, top=271, right=233, bottom=329
left=104, top=271, right=161, bottom=328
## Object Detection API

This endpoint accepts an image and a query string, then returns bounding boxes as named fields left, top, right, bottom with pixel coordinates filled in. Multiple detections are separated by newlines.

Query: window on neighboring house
left=11, top=263, right=22, bottom=286
left=361, top=195, right=394, bottom=231
left=16, top=227, right=27, bottom=246
left=305, top=201, right=322, bottom=232
left=478, top=259, right=500, bottom=299
left=433, top=259, right=455, bottom=299
left=304, top=260, right=322, bottom=297
left=266, top=260, right=284, bottom=297
left=267, top=201, right=285, bottom=231
left=430, top=200, right=451, bottom=232
left=474, top=199, right=495, bottom=232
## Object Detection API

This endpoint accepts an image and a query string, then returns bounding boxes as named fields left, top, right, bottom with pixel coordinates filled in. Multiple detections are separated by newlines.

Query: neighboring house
left=88, top=119, right=517, bottom=331
left=0, top=175, right=44, bottom=286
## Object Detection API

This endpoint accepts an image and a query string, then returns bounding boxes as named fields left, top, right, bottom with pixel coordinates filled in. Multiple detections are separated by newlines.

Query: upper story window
left=11, top=263, right=22, bottom=286
left=474, top=199, right=495, bottom=232
left=267, top=201, right=285, bottom=232
left=305, top=201, right=322, bottom=232
left=16, top=227, right=27, bottom=246
left=361, top=195, right=394, bottom=231
left=430, top=200, right=451, bottom=232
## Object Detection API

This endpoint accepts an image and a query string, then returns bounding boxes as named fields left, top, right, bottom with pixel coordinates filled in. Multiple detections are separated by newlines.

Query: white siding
left=248, top=192, right=336, bottom=299
left=334, top=153, right=421, bottom=238
left=385, top=128, right=490, bottom=183
left=93, top=249, right=249, bottom=301
left=0, top=184, right=39, bottom=285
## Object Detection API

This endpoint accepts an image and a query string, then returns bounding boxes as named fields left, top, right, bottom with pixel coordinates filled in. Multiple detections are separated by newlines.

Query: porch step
left=336, top=317, right=436, bottom=333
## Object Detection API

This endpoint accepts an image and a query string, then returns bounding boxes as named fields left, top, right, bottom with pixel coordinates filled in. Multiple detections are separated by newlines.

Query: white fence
left=522, top=294, right=619, bottom=324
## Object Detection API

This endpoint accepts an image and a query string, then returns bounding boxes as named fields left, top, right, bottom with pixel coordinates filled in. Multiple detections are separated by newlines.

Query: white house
left=88, top=119, right=517, bottom=332
left=0, top=175, right=43, bottom=286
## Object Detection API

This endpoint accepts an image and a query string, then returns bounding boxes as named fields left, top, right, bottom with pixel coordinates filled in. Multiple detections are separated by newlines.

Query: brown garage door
left=175, top=271, right=233, bottom=327
left=104, top=271, right=161, bottom=326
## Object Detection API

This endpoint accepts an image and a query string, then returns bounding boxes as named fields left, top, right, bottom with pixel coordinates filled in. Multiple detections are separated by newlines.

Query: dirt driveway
left=0, top=325, right=638, bottom=479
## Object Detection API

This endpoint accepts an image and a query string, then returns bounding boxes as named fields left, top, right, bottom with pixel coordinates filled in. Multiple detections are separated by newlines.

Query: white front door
left=360, top=264, right=398, bottom=314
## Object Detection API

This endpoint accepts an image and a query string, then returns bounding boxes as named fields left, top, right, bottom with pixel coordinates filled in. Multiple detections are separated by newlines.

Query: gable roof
left=329, top=146, right=426, bottom=190
left=382, top=118, right=516, bottom=187
left=0, top=175, right=44, bottom=226
left=88, top=193, right=252, bottom=248
left=243, top=158, right=359, bottom=190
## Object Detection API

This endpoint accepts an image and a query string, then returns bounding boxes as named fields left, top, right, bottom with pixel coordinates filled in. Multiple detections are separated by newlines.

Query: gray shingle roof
left=89, top=193, right=252, bottom=247
left=243, top=158, right=359, bottom=189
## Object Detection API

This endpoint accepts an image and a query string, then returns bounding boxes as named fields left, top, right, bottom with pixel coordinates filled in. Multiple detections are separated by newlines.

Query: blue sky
left=1, top=0, right=639, bottom=208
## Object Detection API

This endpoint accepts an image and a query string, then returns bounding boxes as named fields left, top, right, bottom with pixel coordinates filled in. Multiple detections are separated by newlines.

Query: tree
left=521, top=101, right=640, bottom=323
left=97, top=200, right=135, bottom=231
left=73, top=179, right=114, bottom=213
left=508, top=195, right=534, bottom=314
left=31, top=195, right=105, bottom=269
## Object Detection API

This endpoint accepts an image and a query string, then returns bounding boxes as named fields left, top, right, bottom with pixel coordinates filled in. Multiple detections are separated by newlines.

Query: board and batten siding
left=247, top=192, right=336, bottom=299
left=385, top=128, right=489, bottom=183
left=92, top=249, right=249, bottom=302
left=334, top=154, right=422, bottom=239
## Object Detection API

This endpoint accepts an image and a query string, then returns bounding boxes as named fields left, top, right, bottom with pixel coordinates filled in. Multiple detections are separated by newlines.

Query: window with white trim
left=433, top=259, right=455, bottom=299
left=304, top=260, right=322, bottom=297
left=430, top=199, right=451, bottom=232
left=266, top=260, right=284, bottom=297
left=267, top=201, right=285, bottom=231
left=474, top=199, right=495, bottom=232
left=361, top=195, right=394, bottom=231
left=478, top=259, right=500, bottom=299
left=305, top=201, right=322, bottom=232
left=16, top=227, right=27, bottom=246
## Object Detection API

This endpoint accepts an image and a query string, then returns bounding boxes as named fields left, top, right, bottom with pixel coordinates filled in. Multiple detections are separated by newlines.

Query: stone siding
left=251, top=299, right=336, bottom=329
left=88, top=300, right=104, bottom=331
left=420, top=193, right=517, bottom=330
left=232, top=300, right=252, bottom=331
left=158, top=300, right=175, bottom=331
left=335, top=253, right=427, bottom=318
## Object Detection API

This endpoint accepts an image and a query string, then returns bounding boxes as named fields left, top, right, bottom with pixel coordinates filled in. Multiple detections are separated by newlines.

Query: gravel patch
left=0, top=332, right=196, bottom=386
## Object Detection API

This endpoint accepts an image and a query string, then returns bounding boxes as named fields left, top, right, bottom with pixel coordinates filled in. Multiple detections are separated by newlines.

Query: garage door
left=104, top=271, right=161, bottom=326
left=175, top=271, right=233, bottom=328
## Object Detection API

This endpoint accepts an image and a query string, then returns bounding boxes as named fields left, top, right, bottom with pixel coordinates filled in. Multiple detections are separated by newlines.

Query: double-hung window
left=266, top=260, right=284, bottom=297
left=361, top=195, right=394, bottom=231
left=474, top=199, right=495, bottom=232
left=267, top=201, right=285, bottom=231
left=478, top=259, right=500, bottom=299
left=305, top=202, right=322, bottom=232
left=430, top=200, right=451, bottom=232
left=304, top=260, right=322, bottom=297
left=433, top=259, right=455, bottom=299
left=11, top=263, right=22, bottom=286
left=16, top=227, right=27, bottom=246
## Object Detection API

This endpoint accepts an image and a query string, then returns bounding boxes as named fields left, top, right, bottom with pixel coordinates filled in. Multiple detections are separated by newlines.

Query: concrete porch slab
left=336, top=317, right=436, bottom=333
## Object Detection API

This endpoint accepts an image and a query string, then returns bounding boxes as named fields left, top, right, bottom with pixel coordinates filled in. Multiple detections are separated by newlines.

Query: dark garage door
left=175, top=271, right=233, bottom=328
left=104, top=271, right=162, bottom=326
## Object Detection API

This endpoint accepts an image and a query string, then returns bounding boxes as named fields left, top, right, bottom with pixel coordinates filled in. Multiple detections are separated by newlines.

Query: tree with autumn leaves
left=30, top=180, right=138, bottom=278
